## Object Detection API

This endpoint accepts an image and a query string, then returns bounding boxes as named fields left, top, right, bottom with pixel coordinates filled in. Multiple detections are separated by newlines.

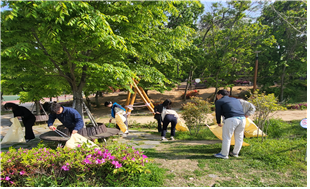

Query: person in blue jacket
left=105, top=101, right=129, bottom=135
left=47, top=103, right=84, bottom=134
left=214, top=89, right=246, bottom=159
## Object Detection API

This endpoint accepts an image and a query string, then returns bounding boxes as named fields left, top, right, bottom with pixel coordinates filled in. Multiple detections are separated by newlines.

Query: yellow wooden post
left=132, top=81, right=154, bottom=114
left=127, top=88, right=137, bottom=117
left=125, top=84, right=133, bottom=112
left=138, top=86, right=154, bottom=109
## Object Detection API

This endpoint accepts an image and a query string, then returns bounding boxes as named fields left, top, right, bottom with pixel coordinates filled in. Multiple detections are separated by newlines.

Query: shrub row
left=0, top=142, right=153, bottom=187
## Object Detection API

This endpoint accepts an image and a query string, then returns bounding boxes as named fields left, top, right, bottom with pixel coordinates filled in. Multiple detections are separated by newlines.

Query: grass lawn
left=139, top=119, right=307, bottom=187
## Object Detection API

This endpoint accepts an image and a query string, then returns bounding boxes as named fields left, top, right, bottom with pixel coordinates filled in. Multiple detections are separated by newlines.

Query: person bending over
left=47, top=103, right=84, bottom=134
left=161, top=99, right=179, bottom=141
left=214, top=89, right=246, bottom=159
left=4, top=103, right=36, bottom=142
left=105, top=101, right=129, bottom=136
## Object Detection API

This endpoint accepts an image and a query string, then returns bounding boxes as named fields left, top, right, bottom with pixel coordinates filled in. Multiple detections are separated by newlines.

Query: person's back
left=216, top=96, right=244, bottom=121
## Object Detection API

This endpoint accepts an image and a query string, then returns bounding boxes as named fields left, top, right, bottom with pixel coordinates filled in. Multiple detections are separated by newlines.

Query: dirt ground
left=89, top=85, right=307, bottom=122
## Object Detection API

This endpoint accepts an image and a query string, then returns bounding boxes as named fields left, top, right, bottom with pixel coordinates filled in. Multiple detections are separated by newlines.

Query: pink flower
left=131, top=158, right=135, bottom=161
left=10, top=181, right=14, bottom=184
left=115, top=163, right=122, bottom=169
left=0, top=177, right=4, bottom=180
left=77, top=144, right=81, bottom=147
left=100, top=158, right=105, bottom=163
left=83, top=158, right=91, bottom=164
left=132, top=147, right=135, bottom=150
left=122, top=156, right=126, bottom=161
left=5, top=177, right=10, bottom=181
left=86, top=154, right=92, bottom=158
left=142, top=155, right=148, bottom=159
left=109, top=156, right=115, bottom=160
left=95, top=159, right=101, bottom=164
left=7, top=159, right=11, bottom=163
left=61, top=165, right=69, bottom=171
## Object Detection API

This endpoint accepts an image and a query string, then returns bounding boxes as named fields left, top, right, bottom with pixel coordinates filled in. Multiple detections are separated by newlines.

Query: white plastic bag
left=1, top=117, right=26, bottom=144
left=64, top=133, right=97, bottom=150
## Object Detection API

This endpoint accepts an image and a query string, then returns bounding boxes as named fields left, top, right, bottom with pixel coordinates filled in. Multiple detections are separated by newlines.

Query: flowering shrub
left=286, top=103, right=307, bottom=110
left=181, top=90, right=199, bottom=99
left=0, top=142, right=150, bottom=187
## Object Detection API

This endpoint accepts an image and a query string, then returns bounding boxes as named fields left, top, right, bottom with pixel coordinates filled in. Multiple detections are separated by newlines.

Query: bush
left=0, top=142, right=153, bottom=187
left=182, top=97, right=212, bottom=136
left=286, top=103, right=307, bottom=110
left=249, top=91, right=286, bottom=141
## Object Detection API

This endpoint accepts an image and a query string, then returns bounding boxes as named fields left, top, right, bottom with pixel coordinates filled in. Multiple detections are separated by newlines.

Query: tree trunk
left=95, top=91, right=100, bottom=107
left=35, top=100, right=40, bottom=115
left=212, top=74, right=219, bottom=102
left=72, top=90, right=84, bottom=117
left=280, top=63, right=286, bottom=102
left=184, top=70, right=193, bottom=101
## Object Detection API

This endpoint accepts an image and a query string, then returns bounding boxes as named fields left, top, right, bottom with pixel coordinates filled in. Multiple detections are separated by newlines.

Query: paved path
left=0, top=114, right=163, bottom=151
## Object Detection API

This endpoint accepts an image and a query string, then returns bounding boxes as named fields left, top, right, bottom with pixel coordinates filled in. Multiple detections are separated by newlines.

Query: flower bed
left=181, top=90, right=199, bottom=99
left=286, top=103, right=307, bottom=110
left=1, top=143, right=150, bottom=187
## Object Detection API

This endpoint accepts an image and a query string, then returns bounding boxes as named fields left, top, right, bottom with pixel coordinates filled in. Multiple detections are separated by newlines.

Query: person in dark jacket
left=47, top=103, right=84, bottom=134
left=154, top=99, right=173, bottom=133
left=4, top=103, right=36, bottom=142
left=214, top=89, right=246, bottom=159
left=105, top=101, right=129, bottom=135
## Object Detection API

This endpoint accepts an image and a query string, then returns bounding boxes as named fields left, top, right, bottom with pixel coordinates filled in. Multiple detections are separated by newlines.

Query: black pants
left=161, top=114, right=177, bottom=137
left=22, top=117, right=36, bottom=140
left=116, top=114, right=128, bottom=132
left=155, top=116, right=162, bottom=133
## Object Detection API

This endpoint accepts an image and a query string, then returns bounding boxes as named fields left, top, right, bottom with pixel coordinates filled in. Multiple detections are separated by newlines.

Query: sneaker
left=229, top=152, right=239, bottom=157
left=161, top=138, right=168, bottom=141
left=214, top=153, right=229, bottom=159
left=170, top=137, right=175, bottom=141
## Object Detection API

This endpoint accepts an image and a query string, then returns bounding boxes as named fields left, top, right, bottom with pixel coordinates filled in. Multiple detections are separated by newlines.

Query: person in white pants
left=214, top=90, right=246, bottom=159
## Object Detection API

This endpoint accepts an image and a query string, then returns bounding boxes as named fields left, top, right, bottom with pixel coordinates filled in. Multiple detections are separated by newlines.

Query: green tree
left=198, top=1, right=275, bottom=101
left=1, top=1, right=198, bottom=116
left=258, top=1, right=307, bottom=102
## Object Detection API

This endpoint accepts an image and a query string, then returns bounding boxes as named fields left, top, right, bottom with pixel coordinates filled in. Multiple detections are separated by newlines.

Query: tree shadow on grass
left=144, top=144, right=223, bottom=160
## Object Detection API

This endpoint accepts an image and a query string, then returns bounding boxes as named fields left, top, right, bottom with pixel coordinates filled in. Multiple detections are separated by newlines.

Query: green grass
left=142, top=118, right=307, bottom=187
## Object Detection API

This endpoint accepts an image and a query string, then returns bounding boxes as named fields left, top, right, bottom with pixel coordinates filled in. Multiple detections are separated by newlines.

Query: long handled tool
left=54, top=129, right=70, bottom=139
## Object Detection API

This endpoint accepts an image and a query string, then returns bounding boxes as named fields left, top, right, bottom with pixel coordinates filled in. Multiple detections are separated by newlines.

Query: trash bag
left=64, top=133, right=97, bottom=150
left=175, top=119, right=189, bottom=132
left=212, top=112, right=223, bottom=125
left=115, top=114, right=127, bottom=133
left=208, top=124, right=250, bottom=146
left=244, top=118, right=267, bottom=138
left=1, top=117, right=26, bottom=144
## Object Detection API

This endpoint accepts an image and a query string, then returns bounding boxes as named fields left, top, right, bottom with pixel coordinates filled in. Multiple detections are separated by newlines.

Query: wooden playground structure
left=124, top=79, right=155, bottom=116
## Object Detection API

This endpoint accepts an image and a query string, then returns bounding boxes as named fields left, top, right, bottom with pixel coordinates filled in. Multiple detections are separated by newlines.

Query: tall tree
left=1, top=1, right=198, bottom=116
left=258, top=1, right=307, bottom=102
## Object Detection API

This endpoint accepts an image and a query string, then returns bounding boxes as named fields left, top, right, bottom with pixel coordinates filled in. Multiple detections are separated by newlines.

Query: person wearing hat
left=214, top=89, right=246, bottom=159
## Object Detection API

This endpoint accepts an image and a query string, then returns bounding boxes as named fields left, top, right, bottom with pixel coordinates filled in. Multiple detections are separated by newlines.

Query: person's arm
left=47, top=114, right=57, bottom=130
left=72, top=110, right=84, bottom=133
left=215, top=102, right=222, bottom=126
